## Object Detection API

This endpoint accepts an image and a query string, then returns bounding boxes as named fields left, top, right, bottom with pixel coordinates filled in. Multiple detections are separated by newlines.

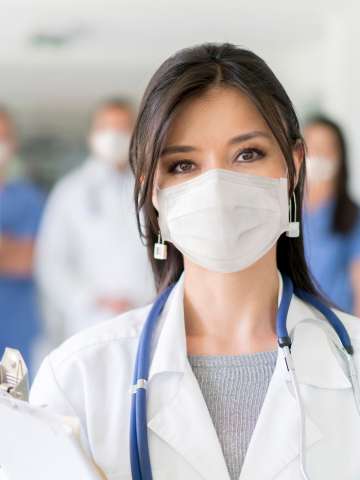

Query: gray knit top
left=188, top=350, right=278, bottom=480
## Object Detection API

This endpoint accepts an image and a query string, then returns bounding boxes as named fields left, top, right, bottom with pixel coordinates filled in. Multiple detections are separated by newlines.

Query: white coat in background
left=34, top=158, right=155, bottom=355
left=30, top=273, right=360, bottom=480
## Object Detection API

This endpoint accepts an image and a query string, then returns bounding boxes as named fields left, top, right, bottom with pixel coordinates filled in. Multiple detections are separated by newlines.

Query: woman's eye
left=236, top=148, right=265, bottom=163
left=168, top=160, right=195, bottom=174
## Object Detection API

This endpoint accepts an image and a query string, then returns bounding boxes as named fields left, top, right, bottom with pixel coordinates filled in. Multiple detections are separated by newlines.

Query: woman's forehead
left=164, top=86, right=272, bottom=145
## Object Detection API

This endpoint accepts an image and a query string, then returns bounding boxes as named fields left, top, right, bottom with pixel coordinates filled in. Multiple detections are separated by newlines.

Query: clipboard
left=0, top=391, right=105, bottom=480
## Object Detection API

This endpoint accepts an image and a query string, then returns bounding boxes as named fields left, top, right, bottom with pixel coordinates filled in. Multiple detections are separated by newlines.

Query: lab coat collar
left=146, top=271, right=351, bottom=479
left=148, top=273, right=187, bottom=379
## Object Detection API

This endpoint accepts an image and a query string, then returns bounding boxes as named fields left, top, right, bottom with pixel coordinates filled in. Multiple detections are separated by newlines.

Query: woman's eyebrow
left=160, top=144, right=197, bottom=156
left=161, top=130, right=271, bottom=156
left=228, top=130, right=272, bottom=144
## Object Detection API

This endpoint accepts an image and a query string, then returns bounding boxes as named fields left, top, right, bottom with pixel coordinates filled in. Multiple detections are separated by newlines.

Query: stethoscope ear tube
left=277, top=274, right=294, bottom=349
left=130, top=385, right=142, bottom=479
left=278, top=274, right=354, bottom=356
left=294, top=288, right=353, bottom=355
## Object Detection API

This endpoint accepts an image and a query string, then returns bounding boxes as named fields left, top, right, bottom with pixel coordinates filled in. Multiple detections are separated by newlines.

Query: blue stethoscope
left=130, top=273, right=359, bottom=480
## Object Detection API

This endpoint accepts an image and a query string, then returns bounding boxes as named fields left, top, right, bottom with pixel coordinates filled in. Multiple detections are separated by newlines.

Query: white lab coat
left=34, top=158, right=155, bottom=353
left=30, top=272, right=360, bottom=479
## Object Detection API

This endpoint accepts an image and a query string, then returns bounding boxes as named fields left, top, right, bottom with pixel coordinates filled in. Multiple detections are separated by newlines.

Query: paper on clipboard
left=0, top=391, right=106, bottom=480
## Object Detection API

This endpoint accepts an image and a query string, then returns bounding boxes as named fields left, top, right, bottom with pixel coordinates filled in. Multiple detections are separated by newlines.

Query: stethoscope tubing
left=130, top=285, right=175, bottom=480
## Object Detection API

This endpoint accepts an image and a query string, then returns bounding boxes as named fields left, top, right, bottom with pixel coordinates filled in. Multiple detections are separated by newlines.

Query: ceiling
left=0, top=0, right=347, bottom=66
left=0, top=0, right=354, bottom=140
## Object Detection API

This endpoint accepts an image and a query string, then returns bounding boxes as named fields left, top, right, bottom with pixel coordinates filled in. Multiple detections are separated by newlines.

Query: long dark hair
left=129, top=43, right=317, bottom=295
left=305, top=114, right=359, bottom=234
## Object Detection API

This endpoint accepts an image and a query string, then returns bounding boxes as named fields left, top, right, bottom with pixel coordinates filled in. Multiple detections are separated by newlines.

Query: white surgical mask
left=0, top=141, right=10, bottom=166
left=91, top=129, right=131, bottom=167
left=156, top=168, right=290, bottom=273
left=306, top=155, right=338, bottom=183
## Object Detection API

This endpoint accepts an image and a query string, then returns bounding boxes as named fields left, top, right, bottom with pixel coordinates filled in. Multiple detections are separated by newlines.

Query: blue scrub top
left=0, top=179, right=45, bottom=375
left=303, top=199, right=360, bottom=314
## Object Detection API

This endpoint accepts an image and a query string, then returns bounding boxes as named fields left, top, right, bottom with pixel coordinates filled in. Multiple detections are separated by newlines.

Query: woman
left=30, top=44, right=360, bottom=480
left=303, top=115, right=360, bottom=316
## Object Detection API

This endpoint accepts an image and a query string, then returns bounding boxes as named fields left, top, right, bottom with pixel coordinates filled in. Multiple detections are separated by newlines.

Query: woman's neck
left=183, top=248, right=279, bottom=355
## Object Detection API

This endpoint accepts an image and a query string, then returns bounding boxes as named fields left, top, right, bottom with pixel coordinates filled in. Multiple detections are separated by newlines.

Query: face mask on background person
left=306, top=155, right=339, bottom=184
left=0, top=141, right=11, bottom=167
left=156, top=168, right=291, bottom=273
left=90, top=129, right=131, bottom=168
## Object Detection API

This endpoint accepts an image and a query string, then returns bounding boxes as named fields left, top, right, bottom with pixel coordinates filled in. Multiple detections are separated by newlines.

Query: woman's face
left=153, top=86, right=299, bottom=193
left=303, top=123, right=340, bottom=184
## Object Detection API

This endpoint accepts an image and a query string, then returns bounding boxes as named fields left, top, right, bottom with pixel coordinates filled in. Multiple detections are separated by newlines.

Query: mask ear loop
left=286, top=190, right=300, bottom=238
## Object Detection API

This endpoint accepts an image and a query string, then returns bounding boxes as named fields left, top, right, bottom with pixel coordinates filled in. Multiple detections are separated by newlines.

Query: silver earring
left=286, top=192, right=300, bottom=238
left=154, top=231, right=168, bottom=260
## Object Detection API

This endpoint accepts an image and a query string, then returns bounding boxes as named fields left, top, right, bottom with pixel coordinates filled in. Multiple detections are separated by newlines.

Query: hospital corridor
left=1, top=1, right=360, bottom=479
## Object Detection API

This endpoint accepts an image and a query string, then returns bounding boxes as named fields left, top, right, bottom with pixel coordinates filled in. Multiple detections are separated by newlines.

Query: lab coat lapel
left=146, top=274, right=230, bottom=479
left=148, top=362, right=231, bottom=479
left=238, top=345, right=323, bottom=480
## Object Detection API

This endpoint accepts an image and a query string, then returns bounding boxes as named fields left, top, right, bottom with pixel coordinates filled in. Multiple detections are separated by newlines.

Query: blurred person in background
left=0, top=106, right=45, bottom=376
left=34, top=97, right=155, bottom=360
left=303, top=114, right=360, bottom=316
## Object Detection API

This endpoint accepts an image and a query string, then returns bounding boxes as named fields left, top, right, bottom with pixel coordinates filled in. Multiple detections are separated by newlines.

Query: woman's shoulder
left=334, top=308, right=360, bottom=343
left=330, top=309, right=360, bottom=362
left=46, top=303, right=152, bottom=370
left=30, top=303, right=152, bottom=409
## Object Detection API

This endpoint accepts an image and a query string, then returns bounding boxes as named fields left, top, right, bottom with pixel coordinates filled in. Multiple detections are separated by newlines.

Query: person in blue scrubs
left=303, top=115, right=360, bottom=316
left=0, top=106, right=45, bottom=377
